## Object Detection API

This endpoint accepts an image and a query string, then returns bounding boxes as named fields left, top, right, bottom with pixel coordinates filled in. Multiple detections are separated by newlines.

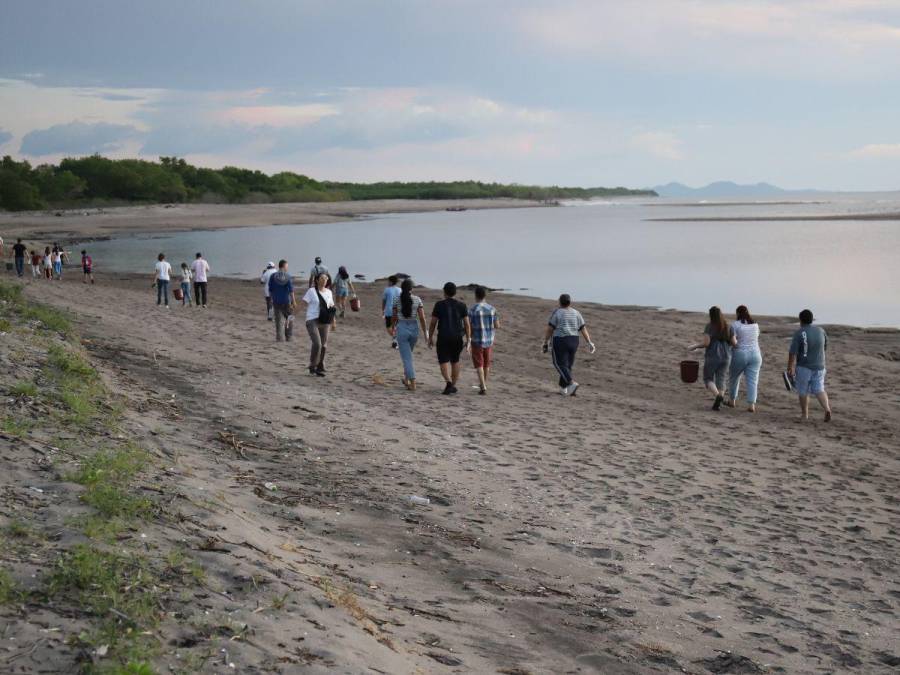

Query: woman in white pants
left=727, top=305, right=762, bottom=413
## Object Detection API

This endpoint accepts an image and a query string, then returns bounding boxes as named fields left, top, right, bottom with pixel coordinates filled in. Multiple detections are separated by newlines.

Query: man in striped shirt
left=468, top=286, right=500, bottom=395
left=542, top=293, right=595, bottom=396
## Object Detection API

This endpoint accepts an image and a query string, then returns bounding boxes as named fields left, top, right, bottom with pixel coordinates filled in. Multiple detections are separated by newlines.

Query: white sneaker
left=559, top=386, right=568, bottom=395
left=568, top=382, right=579, bottom=396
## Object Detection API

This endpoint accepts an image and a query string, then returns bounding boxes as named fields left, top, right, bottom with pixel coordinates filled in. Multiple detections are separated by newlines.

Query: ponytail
left=400, top=278, right=414, bottom=318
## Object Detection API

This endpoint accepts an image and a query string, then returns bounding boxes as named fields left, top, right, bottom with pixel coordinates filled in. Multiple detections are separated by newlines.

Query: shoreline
left=0, top=198, right=551, bottom=243
left=647, top=211, right=900, bottom=222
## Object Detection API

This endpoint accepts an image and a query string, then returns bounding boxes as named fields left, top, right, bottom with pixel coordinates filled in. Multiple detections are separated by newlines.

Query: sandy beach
left=0, top=199, right=548, bottom=243
left=2, top=263, right=897, bottom=673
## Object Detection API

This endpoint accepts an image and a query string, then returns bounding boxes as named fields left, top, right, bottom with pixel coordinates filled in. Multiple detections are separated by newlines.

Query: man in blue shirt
left=268, top=259, right=296, bottom=342
left=381, top=275, right=401, bottom=349
left=787, top=309, right=832, bottom=422
left=468, top=285, right=500, bottom=395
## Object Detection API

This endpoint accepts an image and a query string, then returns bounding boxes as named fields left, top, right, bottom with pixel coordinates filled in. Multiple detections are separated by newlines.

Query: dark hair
left=17, top=238, right=22, bottom=243
left=278, top=259, right=287, bottom=269
left=443, top=281, right=457, bottom=297
left=158, top=253, right=165, bottom=261
left=338, top=266, right=349, bottom=280
left=736, top=305, right=755, bottom=324
left=400, top=278, right=415, bottom=318
left=315, top=256, right=322, bottom=264
left=195, top=252, right=202, bottom=258
left=80, top=249, right=86, bottom=255
left=474, top=285, right=486, bottom=301
left=388, top=275, right=398, bottom=285
left=708, top=306, right=728, bottom=337
left=799, top=309, right=814, bottom=325
left=559, top=294, right=571, bottom=307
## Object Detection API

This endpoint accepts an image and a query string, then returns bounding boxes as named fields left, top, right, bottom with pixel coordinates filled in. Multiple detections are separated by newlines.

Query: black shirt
left=432, top=298, right=468, bottom=339
left=13, top=243, right=27, bottom=258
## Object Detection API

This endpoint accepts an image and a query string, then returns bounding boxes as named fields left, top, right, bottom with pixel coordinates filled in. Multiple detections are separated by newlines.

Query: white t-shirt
left=155, top=260, right=173, bottom=281
left=180, top=268, right=192, bottom=283
left=303, top=287, right=334, bottom=322
left=191, top=258, right=210, bottom=283
left=731, top=320, right=760, bottom=352
left=260, top=267, right=277, bottom=297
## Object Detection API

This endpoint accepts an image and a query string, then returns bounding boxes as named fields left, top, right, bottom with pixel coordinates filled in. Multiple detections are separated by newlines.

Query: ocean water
left=78, top=194, right=900, bottom=327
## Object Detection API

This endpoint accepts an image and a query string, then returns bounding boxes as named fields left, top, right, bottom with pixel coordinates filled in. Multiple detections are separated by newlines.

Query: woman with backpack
left=302, top=272, right=336, bottom=376
left=391, top=278, right=429, bottom=391
left=333, top=266, right=355, bottom=318
left=688, top=305, right=737, bottom=410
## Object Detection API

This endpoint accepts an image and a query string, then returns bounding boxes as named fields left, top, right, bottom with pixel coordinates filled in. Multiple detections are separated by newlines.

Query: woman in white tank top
left=727, top=305, right=763, bottom=412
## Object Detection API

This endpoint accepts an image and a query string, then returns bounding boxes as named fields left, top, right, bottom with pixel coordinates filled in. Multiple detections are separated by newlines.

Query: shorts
left=83, top=267, right=92, bottom=274
left=471, top=344, right=493, bottom=369
left=336, top=288, right=349, bottom=298
left=385, top=316, right=393, bottom=329
left=436, top=336, right=464, bottom=365
left=795, top=366, right=826, bottom=396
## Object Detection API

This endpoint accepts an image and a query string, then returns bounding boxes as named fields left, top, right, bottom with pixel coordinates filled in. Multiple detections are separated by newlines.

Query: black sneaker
left=442, top=382, right=453, bottom=395
left=712, top=394, right=724, bottom=411
left=782, top=370, right=795, bottom=391
left=308, top=366, right=317, bottom=376
left=448, top=385, right=458, bottom=394
left=391, top=340, right=398, bottom=350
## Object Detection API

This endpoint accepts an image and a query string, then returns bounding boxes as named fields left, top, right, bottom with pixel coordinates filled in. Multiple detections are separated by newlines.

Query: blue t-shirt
left=790, top=324, right=827, bottom=370
left=382, top=285, right=401, bottom=318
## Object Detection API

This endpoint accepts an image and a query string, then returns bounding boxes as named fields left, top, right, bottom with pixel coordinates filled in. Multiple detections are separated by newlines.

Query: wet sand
left=15, top=270, right=900, bottom=673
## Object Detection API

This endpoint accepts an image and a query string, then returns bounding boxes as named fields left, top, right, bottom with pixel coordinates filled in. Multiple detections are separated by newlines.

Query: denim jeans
left=181, top=282, right=191, bottom=305
left=14, top=256, right=24, bottom=277
left=156, top=279, right=169, bottom=305
left=396, top=320, right=419, bottom=381
left=728, top=349, right=762, bottom=404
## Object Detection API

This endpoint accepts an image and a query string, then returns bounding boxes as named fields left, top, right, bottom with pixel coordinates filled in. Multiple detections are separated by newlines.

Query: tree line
left=0, top=155, right=655, bottom=211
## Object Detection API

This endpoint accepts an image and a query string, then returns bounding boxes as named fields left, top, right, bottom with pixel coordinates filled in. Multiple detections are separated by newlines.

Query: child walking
left=180, top=263, right=192, bottom=306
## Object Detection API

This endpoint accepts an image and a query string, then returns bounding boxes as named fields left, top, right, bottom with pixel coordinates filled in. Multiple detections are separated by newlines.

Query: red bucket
left=680, top=360, right=699, bottom=383
left=350, top=296, right=360, bottom=312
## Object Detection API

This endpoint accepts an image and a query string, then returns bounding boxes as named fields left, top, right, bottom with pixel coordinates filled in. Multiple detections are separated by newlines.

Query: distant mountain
left=651, top=181, right=791, bottom=198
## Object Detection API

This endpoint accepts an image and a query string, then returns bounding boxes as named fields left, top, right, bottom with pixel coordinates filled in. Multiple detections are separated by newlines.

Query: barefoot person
left=428, top=282, right=471, bottom=395
left=153, top=253, right=173, bottom=308
left=80, top=250, right=94, bottom=284
left=382, top=275, right=401, bottom=349
left=191, top=252, right=210, bottom=307
left=787, top=309, right=832, bottom=422
left=391, top=278, right=429, bottom=391
left=689, top=306, right=736, bottom=410
left=269, top=259, right=296, bottom=342
left=333, top=266, right=355, bottom=318
left=727, top=305, right=762, bottom=412
left=542, top=293, right=595, bottom=396
left=468, top=285, right=500, bottom=395
left=302, top=273, right=336, bottom=376
left=260, top=261, right=276, bottom=320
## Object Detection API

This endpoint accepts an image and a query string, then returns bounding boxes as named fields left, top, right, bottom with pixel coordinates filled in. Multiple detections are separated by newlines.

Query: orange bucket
left=680, top=360, right=699, bottom=383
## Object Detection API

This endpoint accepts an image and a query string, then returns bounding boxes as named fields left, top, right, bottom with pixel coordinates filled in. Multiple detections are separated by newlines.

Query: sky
left=2, top=0, right=900, bottom=190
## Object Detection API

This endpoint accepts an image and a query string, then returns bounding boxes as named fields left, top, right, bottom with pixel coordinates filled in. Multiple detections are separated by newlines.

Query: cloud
left=849, top=143, right=900, bottom=158
left=632, top=131, right=684, bottom=160
left=20, top=121, right=143, bottom=156
left=0, top=129, right=12, bottom=146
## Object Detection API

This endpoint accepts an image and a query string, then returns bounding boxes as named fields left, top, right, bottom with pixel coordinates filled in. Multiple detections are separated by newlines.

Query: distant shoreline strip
left=646, top=212, right=900, bottom=222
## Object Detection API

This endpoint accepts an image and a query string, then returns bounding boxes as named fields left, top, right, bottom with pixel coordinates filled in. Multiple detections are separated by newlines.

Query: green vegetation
left=45, top=343, right=108, bottom=426
left=0, top=567, right=18, bottom=604
left=71, top=445, right=153, bottom=522
left=0, top=280, right=72, bottom=335
left=10, top=379, right=38, bottom=397
left=0, top=154, right=655, bottom=211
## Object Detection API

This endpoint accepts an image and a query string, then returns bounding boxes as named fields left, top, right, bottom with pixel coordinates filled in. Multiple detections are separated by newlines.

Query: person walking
left=260, top=261, right=277, bottom=320
left=42, top=247, right=52, bottom=280
left=542, top=294, right=595, bottom=396
left=269, top=259, right=296, bottom=342
left=30, top=250, right=41, bottom=278
left=688, top=306, right=736, bottom=410
left=179, top=262, right=192, bottom=306
left=308, top=256, right=330, bottom=288
left=191, top=252, right=210, bottom=307
left=154, top=253, right=173, bottom=308
left=468, top=285, right=500, bottom=395
left=50, top=247, right=62, bottom=280
left=382, top=275, right=402, bottom=349
left=428, top=282, right=471, bottom=395
left=333, top=266, right=355, bottom=318
left=302, top=272, right=336, bottom=376
left=81, top=250, right=94, bottom=284
left=726, top=305, right=762, bottom=412
left=12, top=239, right=27, bottom=278
left=787, top=309, right=832, bottom=422
left=391, top=278, right=429, bottom=391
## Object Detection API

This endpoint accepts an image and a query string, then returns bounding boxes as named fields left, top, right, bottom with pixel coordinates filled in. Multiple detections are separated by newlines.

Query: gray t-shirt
left=549, top=307, right=585, bottom=337
left=790, top=325, right=827, bottom=370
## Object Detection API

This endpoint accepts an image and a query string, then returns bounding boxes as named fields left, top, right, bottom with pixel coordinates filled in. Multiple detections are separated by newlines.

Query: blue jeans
left=181, top=282, right=191, bottom=305
left=396, top=320, right=419, bottom=381
left=156, top=279, right=169, bottom=305
left=15, top=256, right=25, bottom=277
left=729, top=349, right=762, bottom=404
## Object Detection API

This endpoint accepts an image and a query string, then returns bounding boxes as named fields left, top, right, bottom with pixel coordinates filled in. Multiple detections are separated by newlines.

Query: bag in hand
left=350, top=295, right=361, bottom=312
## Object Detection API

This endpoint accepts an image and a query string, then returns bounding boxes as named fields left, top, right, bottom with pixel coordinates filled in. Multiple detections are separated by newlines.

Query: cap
left=267, top=261, right=275, bottom=268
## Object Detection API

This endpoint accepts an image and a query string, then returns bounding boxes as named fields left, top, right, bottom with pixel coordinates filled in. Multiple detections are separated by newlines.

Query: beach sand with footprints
left=11, top=270, right=900, bottom=673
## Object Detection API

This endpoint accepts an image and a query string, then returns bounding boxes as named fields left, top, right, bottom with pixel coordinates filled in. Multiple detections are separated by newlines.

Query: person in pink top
left=190, top=252, right=210, bottom=307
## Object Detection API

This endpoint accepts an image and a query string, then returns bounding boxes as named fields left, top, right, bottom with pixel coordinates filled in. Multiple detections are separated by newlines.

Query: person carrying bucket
left=688, top=306, right=736, bottom=410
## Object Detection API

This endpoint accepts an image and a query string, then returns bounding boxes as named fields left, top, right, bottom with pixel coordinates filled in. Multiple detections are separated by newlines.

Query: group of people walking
left=690, top=305, right=832, bottom=421
left=6, top=238, right=94, bottom=283
left=153, top=252, right=210, bottom=308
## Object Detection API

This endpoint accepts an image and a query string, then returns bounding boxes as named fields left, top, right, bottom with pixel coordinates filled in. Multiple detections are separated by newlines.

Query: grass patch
left=0, top=567, right=18, bottom=604
left=10, top=379, right=38, bottom=398
left=70, top=446, right=153, bottom=521
left=0, top=281, right=71, bottom=335
left=0, top=317, right=12, bottom=332
left=2, top=415, right=34, bottom=436
left=44, top=343, right=109, bottom=426
left=4, top=519, right=34, bottom=539
left=0, top=281, right=23, bottom=303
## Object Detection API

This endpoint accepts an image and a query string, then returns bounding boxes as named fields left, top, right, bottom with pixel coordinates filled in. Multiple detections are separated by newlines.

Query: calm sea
left=78, top=194, right=900, bottom=327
